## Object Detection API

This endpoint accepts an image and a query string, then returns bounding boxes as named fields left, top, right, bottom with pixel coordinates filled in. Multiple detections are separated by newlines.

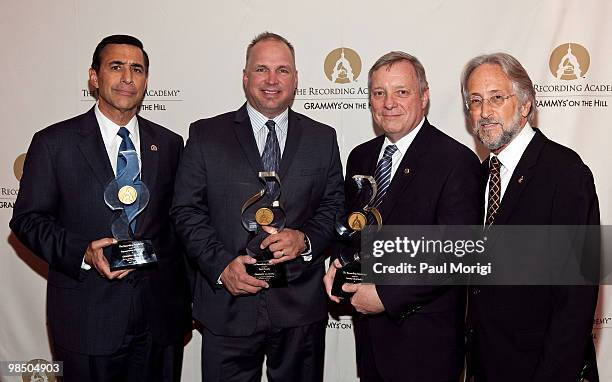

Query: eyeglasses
left=466, top=94, right=515, bottom=111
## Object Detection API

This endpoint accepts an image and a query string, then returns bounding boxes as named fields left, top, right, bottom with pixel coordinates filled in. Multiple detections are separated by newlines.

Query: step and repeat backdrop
left=1, top=1, right=611, bottom=381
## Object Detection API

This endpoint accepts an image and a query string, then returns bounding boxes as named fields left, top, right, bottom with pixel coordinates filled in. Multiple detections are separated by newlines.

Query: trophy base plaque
left=245, top=261, right=288, bottom=288
left=243, top=233, right=288, bottom=288
left=331, top=262, right=366, bottom=298
left=109, top=240, right=157, bottom=271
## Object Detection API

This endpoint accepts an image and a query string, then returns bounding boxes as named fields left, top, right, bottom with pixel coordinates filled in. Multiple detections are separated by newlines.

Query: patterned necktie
left=371, top=144, right=398, bottom=208
left=117, top=127, right=136, bottom=174
left=261, top=120, right=281, bottom=194
left=261, top=120, right=281, bottom=173
left=485, top=156, right=502, bottom=226
left=116, top=127, right=139, bottom=233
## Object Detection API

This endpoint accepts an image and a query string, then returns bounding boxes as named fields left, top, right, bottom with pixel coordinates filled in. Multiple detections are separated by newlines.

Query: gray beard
left=476, top=110, right=522, bottom=151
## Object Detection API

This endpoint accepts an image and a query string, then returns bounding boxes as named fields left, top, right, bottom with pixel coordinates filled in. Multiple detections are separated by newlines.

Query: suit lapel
left=233, top=105, right=265, bottom=174
left=481, top=159, right=490, bottom=223
left=364, top=136, right=384, bottom=176
left=138, top=117, right=159, bottom=194
left=493, top=128, right=546, bottom=225
left=279, top=109, right=304, bottom=180
left=77, top=108, right=115, bottom=188
left=378, top=120, right=433, bottom=222
left=136, top=117, right=159, bottom=235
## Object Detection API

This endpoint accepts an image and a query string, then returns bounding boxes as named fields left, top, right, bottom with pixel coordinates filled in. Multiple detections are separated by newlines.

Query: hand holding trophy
left=332, top=175, right=382, bottom=298
left=240, top=171, right=287, bottom=287
left=103, top=146, right=157, bottom=270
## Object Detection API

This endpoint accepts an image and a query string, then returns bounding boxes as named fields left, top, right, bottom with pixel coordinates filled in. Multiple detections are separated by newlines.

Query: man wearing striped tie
left=324, top=51, right=482, bottom=381
left=462, top=53, right=599, bottom=382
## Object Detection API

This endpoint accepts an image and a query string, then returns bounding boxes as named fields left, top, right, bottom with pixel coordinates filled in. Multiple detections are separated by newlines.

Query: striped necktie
left=485, top=156, right=501, bottom=226
left=371, top=144, right=398, bottom=208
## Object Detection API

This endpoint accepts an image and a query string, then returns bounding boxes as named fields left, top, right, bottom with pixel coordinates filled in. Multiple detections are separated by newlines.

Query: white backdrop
left=1, top=1, right=611, bottom=381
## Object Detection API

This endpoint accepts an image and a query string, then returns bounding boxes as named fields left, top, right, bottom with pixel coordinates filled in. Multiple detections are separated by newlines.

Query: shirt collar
left=382, top=117, right=425, bottom=156
left=492, top=122, right=536, bottom=172
left=246, top=102, right=289, bottom=135
left=94, top=103, right=138, bottom=143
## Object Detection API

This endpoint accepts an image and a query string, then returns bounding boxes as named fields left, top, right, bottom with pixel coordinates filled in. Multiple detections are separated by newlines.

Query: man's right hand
left=220, top=255, right=269, bottom=296
left=323, top=258, right=343, bottom=303
left=84, top=238, right=132, bottom=280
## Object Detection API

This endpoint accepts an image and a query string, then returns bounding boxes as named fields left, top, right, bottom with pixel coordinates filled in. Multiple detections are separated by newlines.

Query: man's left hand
left=343, top=283, right=385, bottom=315
left=260, top=226, right=306, bottom=265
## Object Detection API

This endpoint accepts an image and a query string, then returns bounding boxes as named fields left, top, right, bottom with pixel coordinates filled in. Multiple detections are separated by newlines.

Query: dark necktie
left=116, top=127, right=139, bottom=233
left=485, top=156, right=501, bottom=226
left=261, top=120, right=281, bottom=173
left=261, top=120, right=281, bottom=195
left=371, top=144, right=398, bottom=208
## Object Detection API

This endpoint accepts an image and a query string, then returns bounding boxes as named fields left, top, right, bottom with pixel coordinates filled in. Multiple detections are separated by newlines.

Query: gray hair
left=460, top=52, right=537, bottom=126
left=368, top=51, right=429, bottom=97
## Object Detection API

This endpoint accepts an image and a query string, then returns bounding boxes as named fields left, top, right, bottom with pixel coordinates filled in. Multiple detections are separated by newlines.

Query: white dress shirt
left=377, top=117, right=425, bottom=182
left=95, top=104, right=141, bottom=175
left=484, top=123, right=536, bottom=219
left=247, top=103, right=288, bottom=156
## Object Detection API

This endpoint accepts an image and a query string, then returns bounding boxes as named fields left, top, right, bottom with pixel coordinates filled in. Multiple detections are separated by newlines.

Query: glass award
left=103, top=149, right=157, bottom=271
left=332, top=175, right=382, bottom=298
left=240, top=171, right=287, bottom=287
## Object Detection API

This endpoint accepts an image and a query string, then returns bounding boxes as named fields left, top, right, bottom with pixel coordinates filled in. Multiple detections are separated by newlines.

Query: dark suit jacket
left=467, top=128, right=600, bottom=382
left=346, top=120, right=482, bottom=382
left=170, top=104, right=344, bottom=336
left=10, top=107, right=191, bottom=355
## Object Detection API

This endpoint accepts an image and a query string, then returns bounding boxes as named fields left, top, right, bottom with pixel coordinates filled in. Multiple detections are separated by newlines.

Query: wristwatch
left=301, top=234, right=312, bottom=261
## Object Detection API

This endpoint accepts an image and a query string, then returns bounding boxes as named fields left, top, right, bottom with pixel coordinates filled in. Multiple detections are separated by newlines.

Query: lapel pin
left=518, top=175, right=524, bottom=184
left=150, top=144, right=158, bottom=151
left=404, top=168, right=410, bottom=174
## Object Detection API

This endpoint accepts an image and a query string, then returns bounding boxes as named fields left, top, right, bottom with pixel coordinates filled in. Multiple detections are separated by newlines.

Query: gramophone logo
left=324, top=48, right=362, bottom=84
left=549, top=43, right=590, bottom=80
left=14, top=153, right=26, bottom=181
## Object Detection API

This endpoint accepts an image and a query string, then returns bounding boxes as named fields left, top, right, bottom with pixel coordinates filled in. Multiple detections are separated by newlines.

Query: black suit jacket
left=467, top=128, right=600, bottom=382
left=10, top=107, right=191, bottom=355
left=170, top=105, right=344, bottom=336
left=346, top=120, right=482, bottom=381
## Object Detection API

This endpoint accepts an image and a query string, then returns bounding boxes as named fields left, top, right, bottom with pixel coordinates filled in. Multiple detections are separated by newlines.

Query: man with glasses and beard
left=461, top=52, right=599, bottom=382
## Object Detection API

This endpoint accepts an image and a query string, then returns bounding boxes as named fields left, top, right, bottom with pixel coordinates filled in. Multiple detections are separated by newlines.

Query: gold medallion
left=348, top=212, right=366, bottom=231
left=118, top=185, right=138, bottom=205
left=255, top=207, right=274, bottom=226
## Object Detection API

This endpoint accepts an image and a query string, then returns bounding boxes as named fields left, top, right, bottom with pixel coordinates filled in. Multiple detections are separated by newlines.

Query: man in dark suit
left=324, top=51, right=482, bottom=381
left=170, top=32, right=344, bottom=382
left=461, top=52, right=599, bottom=381
left=10, top=35, right=191, bottom=381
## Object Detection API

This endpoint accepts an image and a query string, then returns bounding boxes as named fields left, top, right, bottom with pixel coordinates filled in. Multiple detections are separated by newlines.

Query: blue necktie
left=116, top=127, right=139, bottom=233
left=261, top=120, right=281, bottom=195
left=117, top=127, right=136, bottom=173
left=371, top=144, right=398, bottom=208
